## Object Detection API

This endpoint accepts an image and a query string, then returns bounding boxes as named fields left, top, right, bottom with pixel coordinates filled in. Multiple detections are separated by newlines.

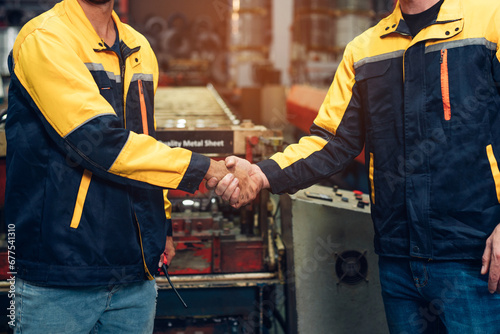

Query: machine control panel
left=293, top=184, right=371, bottom=214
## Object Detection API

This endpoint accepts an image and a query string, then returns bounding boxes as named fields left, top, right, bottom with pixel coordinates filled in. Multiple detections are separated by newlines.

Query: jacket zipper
left=121, top=46, right=141, bottom=130
left=369, top=153, right=375, bottom=205
left=134, top=213, right=155, bottom=280
left=120, top=62, right=126, bottom=128
left=116, top=44, right=151, bottom=278
left=440, top=49, right=451, bottom=121
left=138, top=79, right=149, bottom=135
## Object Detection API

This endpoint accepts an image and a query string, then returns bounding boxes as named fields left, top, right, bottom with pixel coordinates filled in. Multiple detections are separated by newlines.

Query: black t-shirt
left=402, top=0, right=444, bottom=37
left=107, top=23, right=122, bottom=61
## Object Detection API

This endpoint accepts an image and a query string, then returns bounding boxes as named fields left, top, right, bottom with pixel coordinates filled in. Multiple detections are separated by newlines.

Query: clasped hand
left=206, top=156, right=269, bottom=208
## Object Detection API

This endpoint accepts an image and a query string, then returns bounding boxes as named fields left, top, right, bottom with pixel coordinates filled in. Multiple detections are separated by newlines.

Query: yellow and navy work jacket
left=258, top=0, right=500, bottom=260
left=6, top=0, right=210, bottom=285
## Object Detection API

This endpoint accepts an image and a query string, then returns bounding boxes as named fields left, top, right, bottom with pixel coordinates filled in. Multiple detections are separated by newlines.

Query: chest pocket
left=355, top=59, right=399, bottom=134
left=125, top=75, right=155, bottom=136
left=87, top=69, right=119, bottom=112
left=355, top=59, right=391, bottom=82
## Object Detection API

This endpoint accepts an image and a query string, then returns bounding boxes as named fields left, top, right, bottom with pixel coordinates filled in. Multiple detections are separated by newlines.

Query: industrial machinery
left=279, top=184, right=388, bottom=334
left=149, top=85, right=286, bottom=333
left=153, top=84, right=281, bottom=160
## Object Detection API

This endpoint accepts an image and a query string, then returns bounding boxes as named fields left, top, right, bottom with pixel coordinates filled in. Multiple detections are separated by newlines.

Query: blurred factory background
left=0, top=0, right=395, bottom=333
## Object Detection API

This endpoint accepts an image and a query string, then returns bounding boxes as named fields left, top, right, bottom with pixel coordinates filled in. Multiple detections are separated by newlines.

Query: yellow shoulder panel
left=14, top=30, right=116, bottom=138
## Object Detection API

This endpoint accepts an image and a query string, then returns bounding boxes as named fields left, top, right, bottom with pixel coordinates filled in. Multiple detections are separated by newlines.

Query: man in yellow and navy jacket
left=5, top=0, right=256, bottom=332
left=215, top=0, right=500, bottom=332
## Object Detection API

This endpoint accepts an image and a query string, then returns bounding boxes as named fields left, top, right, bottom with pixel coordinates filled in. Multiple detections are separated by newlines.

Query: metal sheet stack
left=335, top=0, right=375, bottom=49
left=230, top=0, right=270, bottom=50
left=293, top=0, right=336, bottom=53
left=155, top=85, right=239, bottom=130
left=0, top=27, right=20, bottom=76
left=291, top=0, right=396, bottom=86
left=153, top=85, right=281, bottom=157
left=229, top=0, right=271, bottom=87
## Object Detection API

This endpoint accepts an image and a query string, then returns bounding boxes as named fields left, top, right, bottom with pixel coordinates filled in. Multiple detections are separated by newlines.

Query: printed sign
left=156, top=130, right=234, bottom=154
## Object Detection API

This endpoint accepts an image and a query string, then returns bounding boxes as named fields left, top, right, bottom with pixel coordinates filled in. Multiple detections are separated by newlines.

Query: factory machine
left=279, top=185, right=388, bottom=334
left=124, top=85, right=286, bottom=334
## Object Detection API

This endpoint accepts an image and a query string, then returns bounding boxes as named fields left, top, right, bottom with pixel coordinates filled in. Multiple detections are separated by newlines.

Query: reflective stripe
left=425, top=37, right=497, bottom=54
left=131, top=73, right=154, bottom=83
left=369, top=152, right=375, bottom=204
left=487, top=145, right=500, bottom=203
left=84, top=63, right=121, bottom=83
left=70, top=169, right=93, bottom=229
left=354, top=50, right=405, bottom=69
left=440, top=49, right=451, bottom=121
left=138, top=80, right=148, bottom=135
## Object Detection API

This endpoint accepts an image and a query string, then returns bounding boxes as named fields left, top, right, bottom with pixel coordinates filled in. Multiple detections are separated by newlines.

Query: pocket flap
left=355, top=60, right=391, bottom=82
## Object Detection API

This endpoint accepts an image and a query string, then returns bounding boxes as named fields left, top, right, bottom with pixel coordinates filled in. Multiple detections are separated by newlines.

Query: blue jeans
left=379, top=257, right=500, bottom=334
left=11, top=278, right=157, bottom=333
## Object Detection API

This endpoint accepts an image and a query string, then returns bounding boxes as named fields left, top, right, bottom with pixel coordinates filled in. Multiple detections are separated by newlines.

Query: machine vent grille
left=335, top=250, right=368, bottom=285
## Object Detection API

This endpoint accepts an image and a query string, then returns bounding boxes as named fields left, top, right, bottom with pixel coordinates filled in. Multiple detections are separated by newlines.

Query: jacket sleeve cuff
left=177, top=152, right=210, bottom=193
left=257, top=159, right=290, bottom=194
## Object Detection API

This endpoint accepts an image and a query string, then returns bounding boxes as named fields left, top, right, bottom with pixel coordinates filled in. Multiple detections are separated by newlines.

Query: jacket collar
left=380, top=0, right=464, bottom=38
left=62, top=0, right=140, bottom=52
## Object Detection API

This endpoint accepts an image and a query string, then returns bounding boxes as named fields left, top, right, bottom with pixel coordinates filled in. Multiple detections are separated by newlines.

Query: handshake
left=204, top=156, right=270, bottom=208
